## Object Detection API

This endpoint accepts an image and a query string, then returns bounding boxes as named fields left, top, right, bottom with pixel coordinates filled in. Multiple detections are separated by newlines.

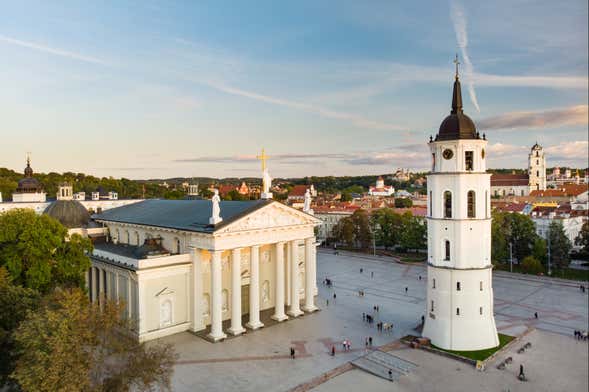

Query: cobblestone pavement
left=160, top=250, right=588, bottom=392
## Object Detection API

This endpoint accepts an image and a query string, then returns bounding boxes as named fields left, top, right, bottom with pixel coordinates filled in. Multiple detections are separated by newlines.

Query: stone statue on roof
left=209, top=189, right=223, bottom=225
left=303, top=188, right=312, bottom=213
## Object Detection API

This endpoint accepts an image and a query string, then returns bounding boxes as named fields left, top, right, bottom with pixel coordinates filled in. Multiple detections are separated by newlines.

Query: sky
left=0, top=0, right=587, bottom=179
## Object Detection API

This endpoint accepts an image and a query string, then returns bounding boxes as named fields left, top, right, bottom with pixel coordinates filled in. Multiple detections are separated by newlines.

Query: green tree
left=333, top=218, right=355, bottom=247
left=0, top=209, right=92, bottom=292
left=0, top=268, right=41, bottom=388
left=491, top=211, right=509, bottom=263
left=532, top=237, right=547, bottom=264
left=371, top=209, right=403, bottom=249
left=163, top=189, right=185, bottom=200
left=351, top=209, right=373, bottom=249
left=548, top=221, right=572, bottom=269
left=398, top=213, right=427, bottom=252
left=575, top=221, right=589, bottom=253
left=340, top=192, right=352, bottom=202
left=12, top=288, right=177, bottom=392
left=394, top=198, right=413, bottom=208
left=521, top=255, right=544, bottom=274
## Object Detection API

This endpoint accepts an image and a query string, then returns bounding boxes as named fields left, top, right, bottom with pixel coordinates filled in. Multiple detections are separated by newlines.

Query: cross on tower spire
left=453, top=53, right=460, bottom=80
left=257, top=148, right=269, bottom=172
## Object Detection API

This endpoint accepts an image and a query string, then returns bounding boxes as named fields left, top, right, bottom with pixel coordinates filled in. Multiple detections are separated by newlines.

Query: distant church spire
left=24, top=152, right=33, bottom=178
left=451, top=54, right=463, bottom=114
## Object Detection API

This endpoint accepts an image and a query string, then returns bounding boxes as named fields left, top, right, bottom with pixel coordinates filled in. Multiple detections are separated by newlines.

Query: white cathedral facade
left=422, top=64, right=499, bottom=351
left=87, top=156, right=321, bottom=342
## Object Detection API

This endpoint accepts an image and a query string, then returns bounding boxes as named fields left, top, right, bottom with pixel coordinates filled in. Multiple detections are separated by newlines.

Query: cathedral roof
left=44, top=200, right=91, bottom=228
left=93, top=199, right=272, bottom=233
left=435, top=60, right=479, bottom=141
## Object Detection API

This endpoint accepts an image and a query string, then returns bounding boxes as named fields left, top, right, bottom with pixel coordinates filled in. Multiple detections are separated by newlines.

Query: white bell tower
left=528, top=143, right=546, bottom=192
left=422, top=57, right=499, bottom=351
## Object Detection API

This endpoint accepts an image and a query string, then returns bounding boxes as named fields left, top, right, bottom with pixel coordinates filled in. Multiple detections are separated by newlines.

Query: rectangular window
left=444, top=241, right=450, bottom=261
left=431, top=300, right=434, bottom=312
left=457, top=282, right=461, bottom=291
left=479, top=307, right=483, bottom=315
left=467, top=191, right=476, bottom=218
left=456, top=307, right=460, bottom=316
left=433, top=279, right=436, bottom=289
left=465, top=151, right=474, bottom=170
left=480, top=281, right=483, bottom=291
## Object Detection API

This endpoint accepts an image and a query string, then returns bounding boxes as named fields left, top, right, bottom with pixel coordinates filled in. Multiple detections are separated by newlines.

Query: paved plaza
left=161, top=250, right=588, bottom=392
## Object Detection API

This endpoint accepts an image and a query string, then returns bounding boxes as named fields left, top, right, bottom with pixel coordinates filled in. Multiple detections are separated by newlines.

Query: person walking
left=360, top=268, right=363, bottom=273
left=388, top=369, right=393, bottom=380
left=418, top=275, right=422, bottom=281
left=331, top=345, right=335, bottom=356
left=405, top=287, right=408, bottom=294
left=518, top=364, right=525, bottom=380
left=326, top=299, right=329, bottom=306
left=534, top=312, right=538, bottom=319
left=290, top=347, right=295, bottom=359
left=365, top=337, right=368, bottom=348
left=362, top=312, right=366, bottom=322
left=371, top=271, right=374, bottom=278
left=369, top=336, right=373, bottom=347
left=333, top=293, right=337, bottom=303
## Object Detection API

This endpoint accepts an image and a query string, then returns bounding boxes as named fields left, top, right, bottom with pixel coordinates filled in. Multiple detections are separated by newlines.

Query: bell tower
left=422, top=56, right=499, bottom=351
left=528, top=143, right=546, bottom=191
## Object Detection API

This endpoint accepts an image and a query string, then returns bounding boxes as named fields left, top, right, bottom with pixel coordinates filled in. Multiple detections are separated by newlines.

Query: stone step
left=366, top=350, right=418, bottom=375
left=351, top=357, right=403, bottom=382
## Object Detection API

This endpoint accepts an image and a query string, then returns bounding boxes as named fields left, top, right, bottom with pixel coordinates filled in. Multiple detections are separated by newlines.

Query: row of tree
left=329, top=208, right=581, bottom=273
left=331, top=209, right=427, bottom=252
left=0, top=209, right=176, bottom=391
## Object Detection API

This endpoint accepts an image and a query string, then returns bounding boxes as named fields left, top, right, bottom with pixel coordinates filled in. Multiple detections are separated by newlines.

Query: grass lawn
left=432, top=333, right=515, bottom=362
left=494, top=263, right=589, bottom=282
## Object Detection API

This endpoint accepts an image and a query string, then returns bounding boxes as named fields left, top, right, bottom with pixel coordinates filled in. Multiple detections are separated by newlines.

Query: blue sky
left=0, top=0, right=587, bottom=179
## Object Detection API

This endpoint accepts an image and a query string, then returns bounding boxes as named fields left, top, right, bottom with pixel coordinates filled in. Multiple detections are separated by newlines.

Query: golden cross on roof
left=26, top=151, right=31, bottom=165
left=256, top=148, right=270, bottom=171
left=453, top=53, right=460, bottom=79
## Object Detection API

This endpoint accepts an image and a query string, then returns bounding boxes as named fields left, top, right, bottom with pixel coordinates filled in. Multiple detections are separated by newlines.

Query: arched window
left=467, top=190, right=476, bottom=218
left=444, top=191, right=452, bottom=218
left=480, top=281, right=483, bottom=291
left=135, top=231, right=140, bottom=246
left=456, top=282, right=461, bottom=291
left=432, top=279, right=436, bottom=289
left=456, top=307, right=460, bottom=316
left=480, top=307, right=483, bottom=315
left=431, top=300, right=434, bottom=312
left=536, top=170, right=539, bottom=177
left=444, top=240, right=450, bottom=261
left=126, top=231, right=130, bottom=244
left=465, top=151, right=474, bottom=171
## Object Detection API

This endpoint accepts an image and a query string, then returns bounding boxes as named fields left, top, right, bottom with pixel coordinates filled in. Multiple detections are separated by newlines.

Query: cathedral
left=86, top=156, right=321, bottom=342
left=422, top=60, right=499, bottom=351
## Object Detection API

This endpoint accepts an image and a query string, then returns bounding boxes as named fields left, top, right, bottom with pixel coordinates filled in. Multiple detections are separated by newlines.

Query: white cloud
left=450, top=0, right=481, bottom=112
left=545, top=141, right=589, bottom=161
left=478, top=105, right=588, bottom=130
left=0, top=34, right=107, bottom=65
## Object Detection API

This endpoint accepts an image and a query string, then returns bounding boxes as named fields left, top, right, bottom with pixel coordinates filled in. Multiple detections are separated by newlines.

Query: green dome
left=44, top=200, right=91, bottom=228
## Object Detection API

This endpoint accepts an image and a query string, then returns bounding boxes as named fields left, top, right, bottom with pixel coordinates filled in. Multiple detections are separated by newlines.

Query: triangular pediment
left=216, top=201, right=320, bottom=233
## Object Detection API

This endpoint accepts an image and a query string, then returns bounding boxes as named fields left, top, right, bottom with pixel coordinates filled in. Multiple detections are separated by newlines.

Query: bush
left=521, top=256, right=544, bottom=274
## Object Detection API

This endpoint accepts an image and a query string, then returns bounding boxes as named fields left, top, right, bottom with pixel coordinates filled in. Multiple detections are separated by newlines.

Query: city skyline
left=0, top=0, right=587, bottom=179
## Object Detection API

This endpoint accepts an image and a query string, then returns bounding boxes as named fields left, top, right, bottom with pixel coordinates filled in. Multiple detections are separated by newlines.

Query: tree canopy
left=12, top=288, right=176, bottom=392
left=548, top=221, right=572, bottom=269
left=0, top=209, right=93, bottom=292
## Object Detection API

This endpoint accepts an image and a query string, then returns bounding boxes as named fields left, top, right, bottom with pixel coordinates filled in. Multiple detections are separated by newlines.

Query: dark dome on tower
left=16, top=158, right=43, bottom=193
left=436, top=59, right=480, bottom=141
left=44, top=200, right=91, bottom=228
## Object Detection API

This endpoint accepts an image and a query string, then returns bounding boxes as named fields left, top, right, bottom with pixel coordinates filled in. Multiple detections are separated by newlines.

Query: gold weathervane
left=257, top=148, right=270, bottom=171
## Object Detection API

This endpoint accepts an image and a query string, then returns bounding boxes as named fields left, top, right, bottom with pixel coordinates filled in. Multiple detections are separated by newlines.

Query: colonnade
left=88, top=265, right=134, bottom=319
left=207, top=237, right=317, bottom=342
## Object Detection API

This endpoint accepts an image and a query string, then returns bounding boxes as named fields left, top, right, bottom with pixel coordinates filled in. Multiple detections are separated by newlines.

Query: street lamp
left=547, top=225, right=552, bottom=276
left=509, top=242, right=513, bottom=273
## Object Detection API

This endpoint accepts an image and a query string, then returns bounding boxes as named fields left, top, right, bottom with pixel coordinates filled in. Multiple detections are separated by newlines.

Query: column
left=115, top=272, right=120, bottom=301
left=271, top=242, right=288, bottom=321
left=288, top=240, right=303, bottom=317
left=228, top=248, right=246, bottom=335
left=208, top=250, right=226, bottom=341
left=246, top=245, right=264, bottom=329
left=98, top=268, right=105, bottom=305
left=285, top=242, right=291, bottom=306
left=303, top=238, right=318, bottom=312
left=127, top=275, right=132, bottom=319
left=190, top=247, right=204, bottom=332
left=138, top=278, right=147, bottom=337
left=91, top=267, right=98, bottom=303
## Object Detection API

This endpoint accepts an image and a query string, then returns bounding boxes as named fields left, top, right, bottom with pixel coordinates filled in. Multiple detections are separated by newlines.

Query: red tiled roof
left=490, top=174, right=529, bottom=186
left=288, top=185, right=309, bottom=197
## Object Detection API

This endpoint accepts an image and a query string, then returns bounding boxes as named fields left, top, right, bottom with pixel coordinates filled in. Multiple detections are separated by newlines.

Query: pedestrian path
left=351, top=350, right=417, bottom=382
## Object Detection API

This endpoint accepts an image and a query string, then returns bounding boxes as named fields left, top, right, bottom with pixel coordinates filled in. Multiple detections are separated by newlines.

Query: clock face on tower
left=442, top=149, right=454, bottom=160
